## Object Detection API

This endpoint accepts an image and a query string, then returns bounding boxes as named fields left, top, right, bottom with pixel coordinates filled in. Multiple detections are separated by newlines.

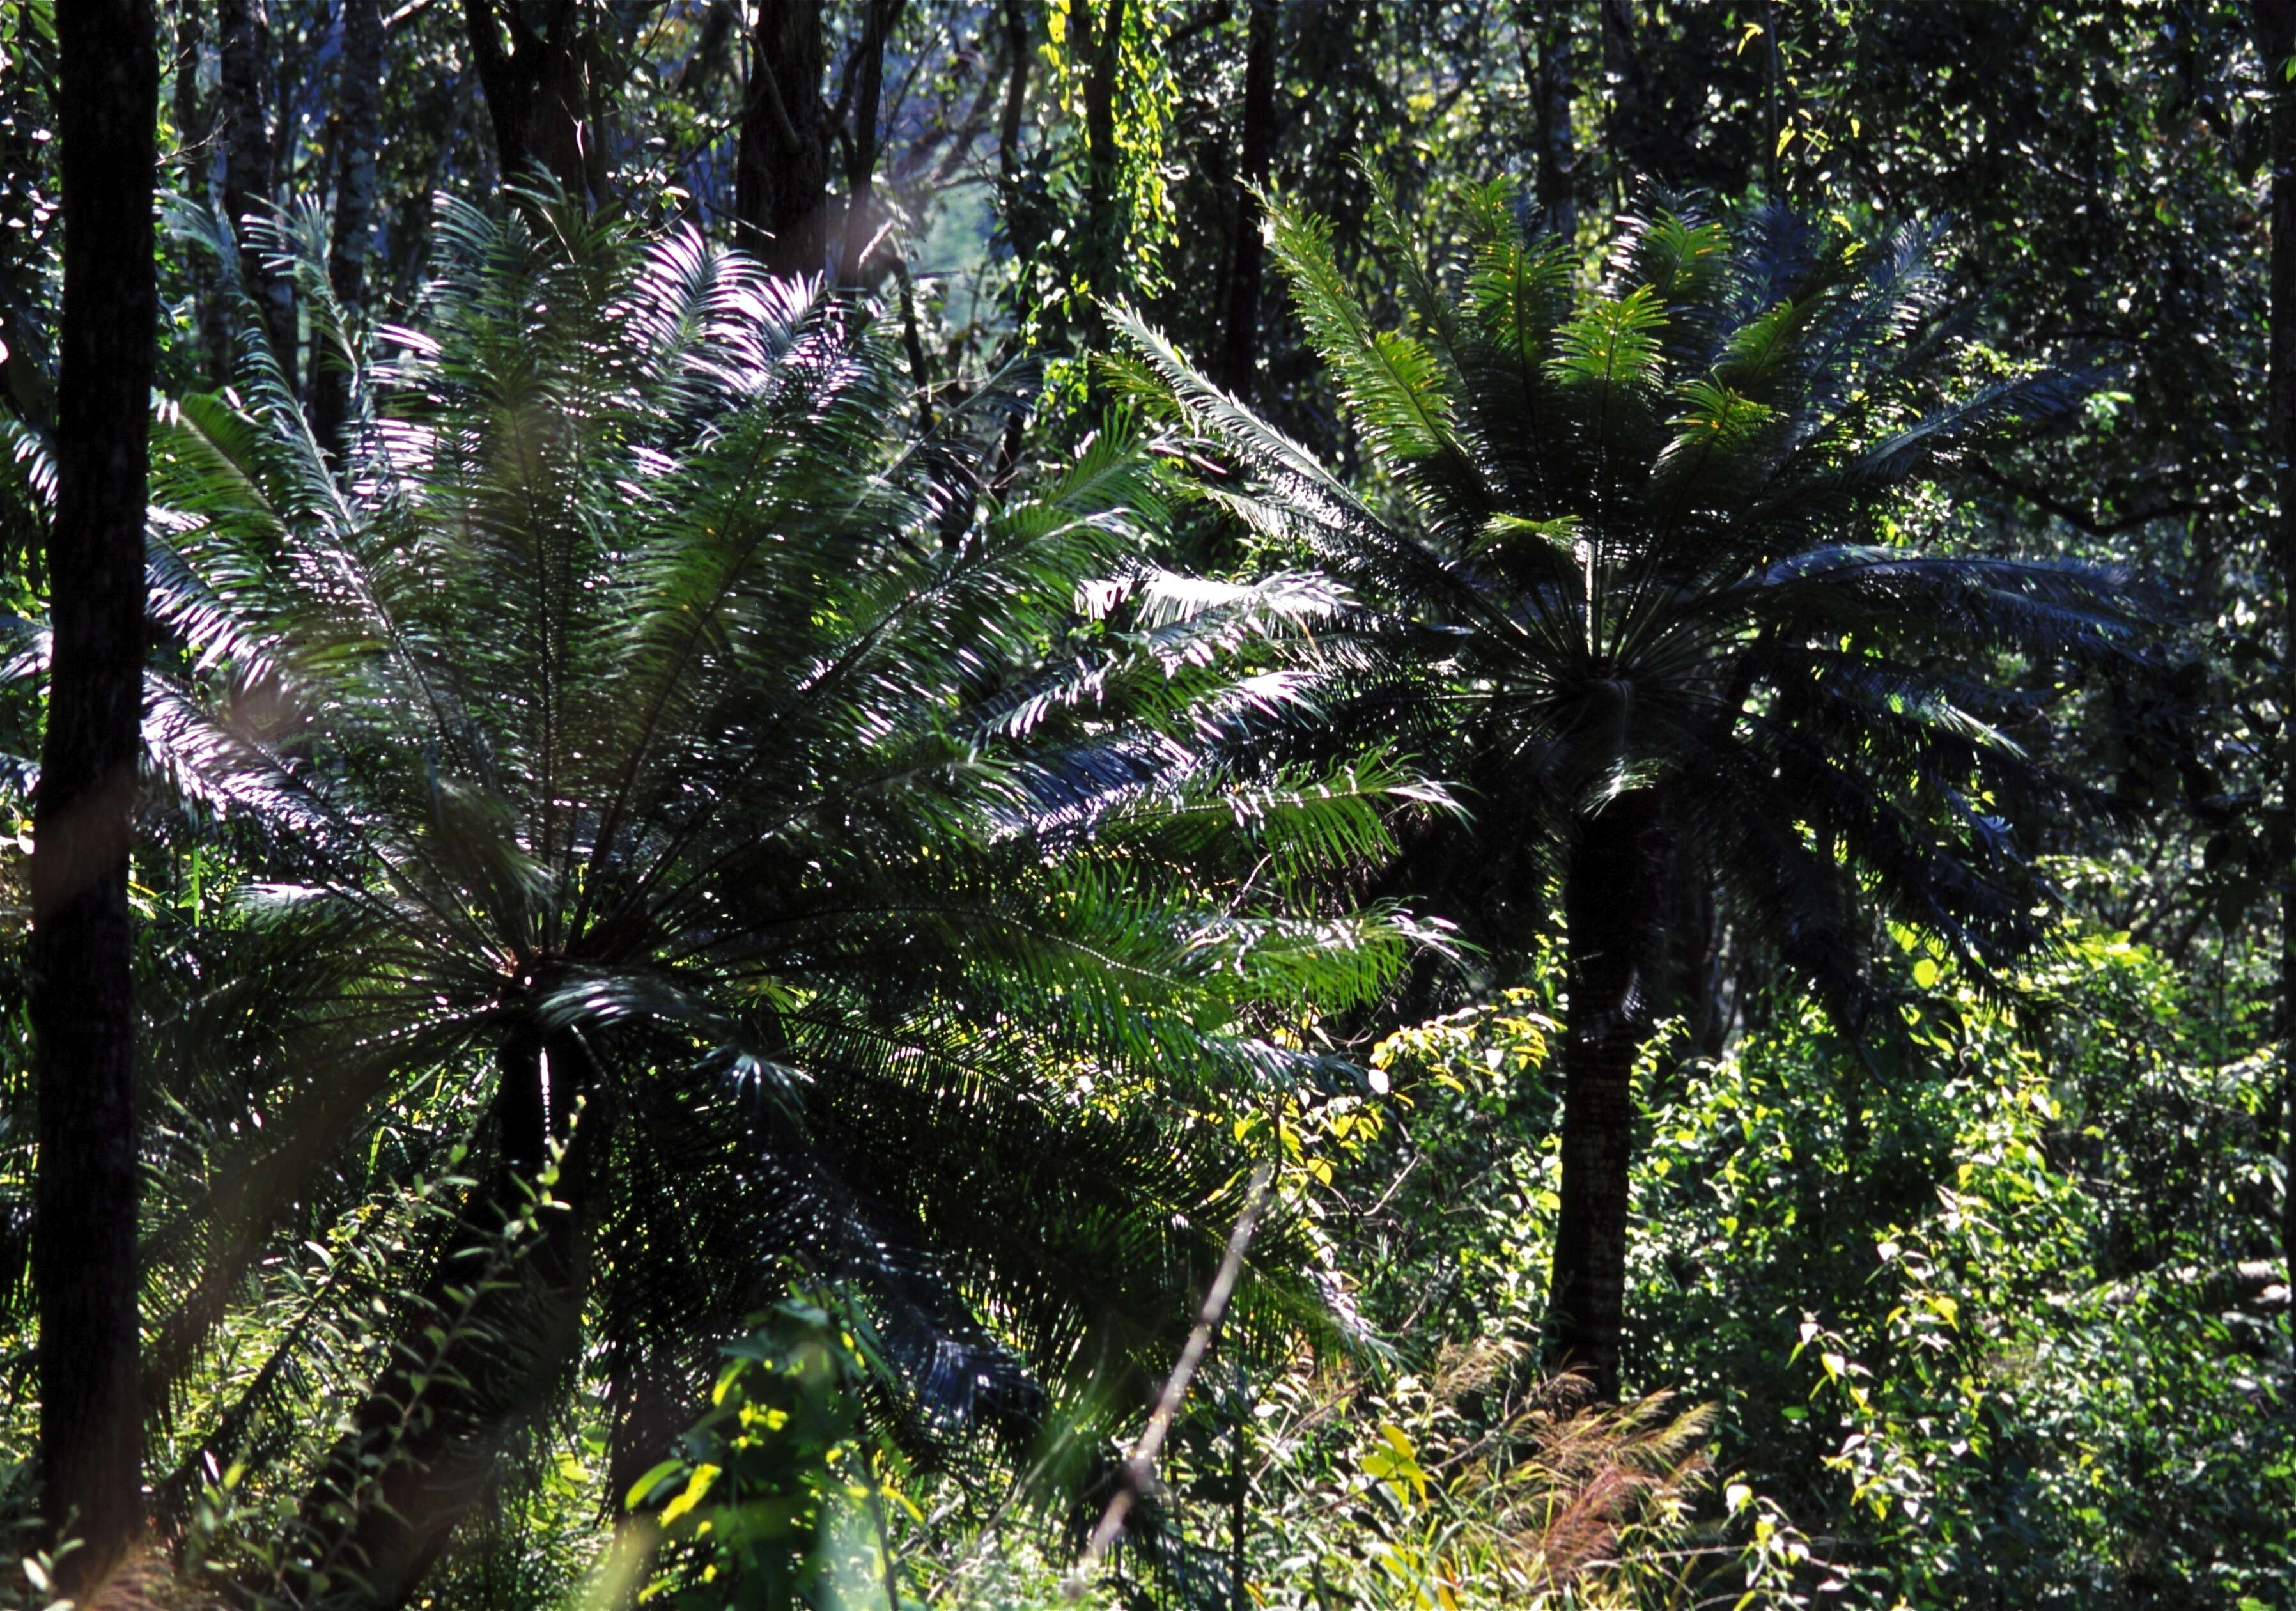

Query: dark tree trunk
left=1073, top=0, right=1128, bottom=372
left=1759, top=0, right=1781, bottom=194
left=676, top=0, right=738, bottom=97
left=1526, top=1, right=1576, bottom=240
left=35, top=0, right=156, bottom=1584
left=292, top=1026, right=603, bottom=1606
left=310, top=0, right=382, bottom=456
left=1544, top=793, right=1661, bottom=1400
left=839, top=0, right=904, bottom=284
left=734, top=0, right=830, bottom=277
left=998, top=0, right=1031, bottom=191
left=218, top=0, right=291, bottom=355
left=1596, top=0, right=1652, bottom=191
left=463, top=0, right=605, bottom=205
left=168, top=2, right=221, bottom=387
left=1216, top=0, right=1276, bottom=399
left=2257, top=0, right=2296, bottom=1353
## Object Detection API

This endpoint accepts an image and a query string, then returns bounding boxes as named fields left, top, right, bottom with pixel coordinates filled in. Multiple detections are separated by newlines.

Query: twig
left=1965, top=458, right=2233, bottom=537
left=1071, top=1162, right=1277, bottom=1587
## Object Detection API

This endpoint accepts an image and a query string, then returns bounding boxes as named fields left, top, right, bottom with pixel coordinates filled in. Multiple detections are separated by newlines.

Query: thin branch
left=1965, top=459, right=2232, bottom=537
left=1073, top=1161, right=1276, bottom=1583
left=1165, top=0, right=1232, bottom=47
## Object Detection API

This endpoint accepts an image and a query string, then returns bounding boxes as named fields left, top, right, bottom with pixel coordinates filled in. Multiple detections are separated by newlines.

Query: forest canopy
left=0, top=1, right=2292, bottom=1608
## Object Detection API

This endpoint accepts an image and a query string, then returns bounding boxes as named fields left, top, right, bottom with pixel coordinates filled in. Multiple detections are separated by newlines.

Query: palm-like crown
left=1119, top=183, right=2139, bottom=1020
left=22, top=195, right=1429, bottom=1595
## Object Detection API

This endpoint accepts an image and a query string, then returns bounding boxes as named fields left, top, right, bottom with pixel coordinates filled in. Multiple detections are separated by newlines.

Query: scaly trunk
left=36, top=0, right=156, bottom=1584
left=464, top=0, right=604, bottom=204
left=1544, top=792, right=1659, bottom=1400
left=1216, top=0, right=1276, bottom=399
left=291, top=1025, right=603, bottom=1607
left=2259, top=0, right=2296, bottom=1355
left=310, top=0, right=381, bottom=455
left=734, top=0, right=830, bottom=277
left=219, top=0, right=293, bottom=356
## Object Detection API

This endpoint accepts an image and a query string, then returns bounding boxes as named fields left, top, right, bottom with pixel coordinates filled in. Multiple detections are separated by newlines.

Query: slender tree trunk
left=735, top=0, right=830, bottom=277
left=676, top=0, right=738, bottom=97
left=1544, top=793, right=1660, bottom=1400
left=1530, top=3, right=1576, bottom=240
left=1596, top=0, right=1648, bottom=192
left=35, top=0, right=156, bottom=1584
left=840, top=0, right=904, bottom=284
left=292, top=1026, right=603, bottom=1607
left=219, top=0, right=293, bottom=355
left=169, top=2, right=221, bottom=387
left=998, top=0, right=1032, bottom=186
left=1072, top=0, right=1128, bottom=377
left=2258, top=0, right=2296, bottom=1356
left=464, top=0, right=603, bottom=204
left=310, top=0, right=381, bottom=455
left=1759, top=0, right=1781, bottom=194
left=1216, top=0, right=1275, bottom=399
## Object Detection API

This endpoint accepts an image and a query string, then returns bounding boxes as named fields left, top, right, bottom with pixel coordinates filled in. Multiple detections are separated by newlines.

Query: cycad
left=1117, top=184, right=2139, bottom=1397
left=48, top=194, right=1425, bottom=1603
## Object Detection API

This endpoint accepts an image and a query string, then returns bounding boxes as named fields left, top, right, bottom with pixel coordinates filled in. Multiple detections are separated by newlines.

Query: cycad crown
left=1117, top=181, right=2139, bottom=1397
left=1122, top=183, right=2136, bottom=1015
left=8, top=192, right=1431, bottom=1598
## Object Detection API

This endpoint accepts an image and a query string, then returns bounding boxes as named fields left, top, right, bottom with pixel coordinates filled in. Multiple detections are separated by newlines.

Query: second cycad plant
left=1119, top=179, right=2142, bottom=1398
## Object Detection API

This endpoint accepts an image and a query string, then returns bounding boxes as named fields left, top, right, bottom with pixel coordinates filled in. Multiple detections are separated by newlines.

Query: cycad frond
left=119, top=194, right=1425, bottom=1595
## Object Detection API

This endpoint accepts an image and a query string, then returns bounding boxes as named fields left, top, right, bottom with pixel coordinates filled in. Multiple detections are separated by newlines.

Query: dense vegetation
left=0, top=1, right=2291, bottom=1607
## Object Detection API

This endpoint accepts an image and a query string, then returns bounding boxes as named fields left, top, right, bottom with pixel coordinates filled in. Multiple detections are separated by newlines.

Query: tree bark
left=1544, top=792, right=1660, bottom=1400
left=1525, top=0, right=1576, bottom=240
left=1596, top=0, right=1650, bottom=191
left=463, top=0, right=605, bottom=205
left=219, top=0, right=292, bottom=355
left=311, top=0, right=382, bottom=455
left=839, top=0, right=905, bottom=284
left=168, top=1, right=223, bottom=388
left=998, top=0, right=1032, bottom=192
left=734, top=0, right=830, bottom=277
left=2256, top=0, right=2296, bottom=1360
left=1073, top=0, right=1128, bottom=369
left=35, top=0, right=156, bottom=1584
left=1215, top=0, right=1276, bottom=399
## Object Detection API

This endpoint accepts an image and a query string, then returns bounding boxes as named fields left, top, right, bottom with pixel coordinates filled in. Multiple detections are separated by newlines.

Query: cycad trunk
left=1545, top=793, right=1660, bottom=1400
left=292, top=1027, right=601, bottom=1605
